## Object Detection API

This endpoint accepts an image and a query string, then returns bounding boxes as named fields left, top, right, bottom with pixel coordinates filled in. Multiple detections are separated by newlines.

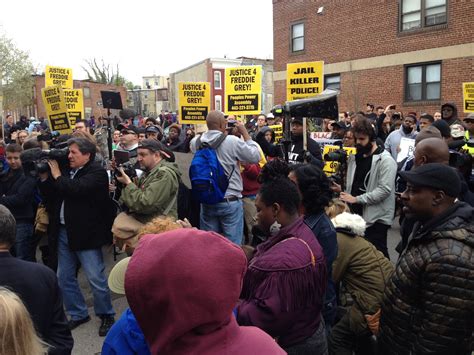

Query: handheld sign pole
left=303, top=117, right=308, bottom=162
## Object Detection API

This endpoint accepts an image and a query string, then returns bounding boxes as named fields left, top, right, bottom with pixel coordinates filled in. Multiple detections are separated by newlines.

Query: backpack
left=189, top=134, right=232, bottom=205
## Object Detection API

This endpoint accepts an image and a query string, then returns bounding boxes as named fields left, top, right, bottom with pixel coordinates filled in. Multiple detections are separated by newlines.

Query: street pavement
left=69, top=223, right=401, bottom=354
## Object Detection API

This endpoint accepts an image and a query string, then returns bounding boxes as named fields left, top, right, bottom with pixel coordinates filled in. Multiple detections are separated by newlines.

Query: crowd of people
left=0, top=101, right=473, bottom=355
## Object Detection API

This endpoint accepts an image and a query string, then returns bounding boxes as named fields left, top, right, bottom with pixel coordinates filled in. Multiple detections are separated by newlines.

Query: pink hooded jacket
left=125, top=229, right=286, bottom=355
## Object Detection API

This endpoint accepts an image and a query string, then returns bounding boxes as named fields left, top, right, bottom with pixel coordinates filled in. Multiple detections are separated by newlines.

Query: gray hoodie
left=190, top=131, right=260, bottom=198
left=345, top=149, right=397, bottom=226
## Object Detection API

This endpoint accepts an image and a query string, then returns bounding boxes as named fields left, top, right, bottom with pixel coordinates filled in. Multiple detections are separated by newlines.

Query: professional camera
left=324, top=149, right=347, bottom=163
left=34, top=147, right=70, bottom=174
left=114, top=161, right=137, bottom=179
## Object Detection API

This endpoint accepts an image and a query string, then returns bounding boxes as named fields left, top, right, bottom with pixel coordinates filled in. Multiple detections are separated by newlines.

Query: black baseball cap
left=291, top=117, right=303, bottom=124
left=120, top=126, right=139, bottom=135
left=399, top=163, right=461, bottom=197
left=145, top=125, right=160, bottom=134
left=138, top=139, right=175, bottom=162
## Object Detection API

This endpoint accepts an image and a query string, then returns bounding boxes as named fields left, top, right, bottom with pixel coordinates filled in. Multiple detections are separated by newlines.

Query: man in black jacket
left=379, top=163, right=474, bottom=354
left=256, top=117, right=323, bottom=166
left=0, top=205, right=73, bottom=354
left=39, top=137, right=115, bottom=336
left=0, top=143, right=37, bottom=261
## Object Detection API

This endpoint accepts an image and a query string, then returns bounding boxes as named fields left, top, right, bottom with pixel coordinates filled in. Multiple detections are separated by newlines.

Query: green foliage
left=0, top=33, right=35, bottom=111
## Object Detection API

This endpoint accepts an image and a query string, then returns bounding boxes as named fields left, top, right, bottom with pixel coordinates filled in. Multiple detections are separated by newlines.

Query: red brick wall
left=273, top=0, right=474, bottom=115
left=34, top=76, right=127, bottom=119
left=275, top=58, right=472, bottom=115
left=273, top=0, right=473, bottom=71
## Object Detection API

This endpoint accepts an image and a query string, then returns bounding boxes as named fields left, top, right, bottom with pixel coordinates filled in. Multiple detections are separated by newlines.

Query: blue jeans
left=200, top=199, right=244, bottom=245
left=14, top=223, right=34, bottom=261
left=57, top=226, right=114, bottom=320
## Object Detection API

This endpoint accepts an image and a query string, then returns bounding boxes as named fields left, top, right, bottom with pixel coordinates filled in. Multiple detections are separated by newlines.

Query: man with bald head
left=190, top=111, right=260, bottom=244
left=413, top=137, right=450, bottom=167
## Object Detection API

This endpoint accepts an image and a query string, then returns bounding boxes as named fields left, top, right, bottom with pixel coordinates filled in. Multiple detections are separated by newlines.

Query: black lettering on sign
left=181, top=106, right=208, bottom=122
left=293, top=67, right=315, bottom=75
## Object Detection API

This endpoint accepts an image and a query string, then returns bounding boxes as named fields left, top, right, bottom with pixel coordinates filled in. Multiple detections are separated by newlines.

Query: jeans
left=284, top=321, right=328, bottom=355
left=14, top=223, right=34, bottom=261
left=200, top=199, right=244, bottom=245
left=365, top=222, right=390, bottom=260
left=57, top=226, right=114, bottom=320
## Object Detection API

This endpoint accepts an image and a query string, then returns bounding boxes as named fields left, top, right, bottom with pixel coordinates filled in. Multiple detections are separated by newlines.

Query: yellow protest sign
left=178, top=82, right=211, bottom=124
left=268, top=124, right=283, bottom=142
left=287, top=61, right=324, bottom=101
left=322, top=145, right=356, bottom=176
left=41, top=85, right=72, bottom=134
left=463, top=82, right=474, bottom=113
left=45, top=66, right=73, bottom=89
left=63, top=89, right=84, bottom=126
left=225, top=66, right=262, bottom=115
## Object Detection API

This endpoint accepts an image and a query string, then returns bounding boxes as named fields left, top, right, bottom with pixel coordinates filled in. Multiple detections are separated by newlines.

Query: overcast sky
left=1, top=0, right=273, bottom=85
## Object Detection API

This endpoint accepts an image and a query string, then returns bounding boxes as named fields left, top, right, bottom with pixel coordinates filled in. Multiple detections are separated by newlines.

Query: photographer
left=38, top=137, right=115, bottom=336
left=0, top=144, right=37, bottom=261
left=117, top=139, right=180, bottom=222
left=117, top=125, right=140, bottom=168
left=332, top=118, right=397, bottom=259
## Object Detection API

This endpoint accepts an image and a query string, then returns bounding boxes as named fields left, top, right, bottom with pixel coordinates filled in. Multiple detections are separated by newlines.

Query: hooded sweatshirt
left=190, top=131, right=260, bottom=198
left=441, top=102, right=461, bottom=126
left=125, top=229, right=285, bottom=355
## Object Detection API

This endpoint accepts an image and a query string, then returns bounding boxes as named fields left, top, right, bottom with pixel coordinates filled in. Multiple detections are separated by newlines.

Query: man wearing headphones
left=333, top=118, right=397, bottom=259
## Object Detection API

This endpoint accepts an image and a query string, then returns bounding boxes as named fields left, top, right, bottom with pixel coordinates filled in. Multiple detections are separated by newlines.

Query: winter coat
left=0, top=168, right=37, bottom=223
left=331, top=213, right=394, bottom=332
left=39, top=160, right=115, bottom=252
left=384, top=125, right=417, bottom=160
left=441, top=102, right=462, bottom=126
left=379, top=201, right=474, bottom=354
left=120, top=160, right=180, bottom=223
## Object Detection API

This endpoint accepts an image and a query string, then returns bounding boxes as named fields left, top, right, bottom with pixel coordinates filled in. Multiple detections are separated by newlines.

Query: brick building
left=273, top=0, right=474, bottom=116
left=169, top=57, right=274, bottom=115
left=33, top=75, right=127, bottom=119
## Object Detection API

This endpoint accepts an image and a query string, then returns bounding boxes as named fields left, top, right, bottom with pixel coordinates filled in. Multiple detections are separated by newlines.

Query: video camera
left=20, top=146, right=70, bottom=177
left=324, top=149, right=347, bottom=163
left=324, top=148, right=348, bottom=189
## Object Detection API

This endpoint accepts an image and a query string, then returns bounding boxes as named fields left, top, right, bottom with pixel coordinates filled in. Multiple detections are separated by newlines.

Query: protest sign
left=178, top=82, right=211, bottom=124
left=64, top=89, right=84, bottom=126
left=463, top=82, right=474, bottom=113
left=45, top=66, right=73, bottom=89
left=397, top=137, right=415, bottom=163
left=41, top=85, right=72, bottom=134
left=268, top=124, right=283, bottom=142
left=225, top=66, right=262, bottom=115
left=311, top=131, right=332, bottom=140
left=287, top=61, right=324, bottom=101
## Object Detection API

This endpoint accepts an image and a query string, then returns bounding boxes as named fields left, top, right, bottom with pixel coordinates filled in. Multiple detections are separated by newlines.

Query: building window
left=291, top=23, right=304, bottom=52
left=83, top=87, right=90, bottom=99
left=400, top=0, right=447, bottom=31
left=214, top=71, right=222, bottom=89
left=324, top=74, right=341, bottom=91
left=215, top=95, right=222, bottom=112
left=405, top=62, right=441, bottom=101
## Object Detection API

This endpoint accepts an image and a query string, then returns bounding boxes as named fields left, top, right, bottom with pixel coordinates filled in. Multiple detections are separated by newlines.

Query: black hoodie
left=441, top=102, right=461, bottom=126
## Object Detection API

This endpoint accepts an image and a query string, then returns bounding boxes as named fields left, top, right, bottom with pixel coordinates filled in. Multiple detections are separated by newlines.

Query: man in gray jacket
left=190, top=111, right=260, bottom=245
left=335, top=118, right=397, bottom=259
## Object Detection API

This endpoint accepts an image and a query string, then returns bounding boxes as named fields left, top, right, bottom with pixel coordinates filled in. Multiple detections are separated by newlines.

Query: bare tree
left=81, top=58, right=129, bottom=86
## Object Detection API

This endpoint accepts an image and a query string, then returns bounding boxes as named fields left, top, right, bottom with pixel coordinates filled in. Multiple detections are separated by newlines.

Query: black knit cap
left=399, top=163, right=461, bottom=197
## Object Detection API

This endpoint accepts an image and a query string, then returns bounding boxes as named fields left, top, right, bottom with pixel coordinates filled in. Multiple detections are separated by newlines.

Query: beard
left=355, top=142, right=373, bottom=156
left=402, top=125, right=413, bottom=134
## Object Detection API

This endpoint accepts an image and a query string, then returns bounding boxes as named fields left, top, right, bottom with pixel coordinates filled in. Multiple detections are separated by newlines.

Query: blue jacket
left=102, top=308, right=150, bottom=355
left=305, top=212, right=338, bottom=325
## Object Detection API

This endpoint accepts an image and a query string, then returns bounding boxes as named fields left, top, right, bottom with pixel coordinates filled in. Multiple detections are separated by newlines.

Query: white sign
left=397, top=137, right=416, bottom=162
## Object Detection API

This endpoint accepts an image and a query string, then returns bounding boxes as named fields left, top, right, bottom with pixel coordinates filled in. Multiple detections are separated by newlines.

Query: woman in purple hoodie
left=237, top=178, right=328, bottom=354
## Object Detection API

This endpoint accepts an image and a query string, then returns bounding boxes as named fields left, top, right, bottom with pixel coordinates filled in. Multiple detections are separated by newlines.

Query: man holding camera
left=333, top=118, right=397, bottom=259
left=116, top=139, right=180, bottom=222
left=38, top=137, right=115, bottom=336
